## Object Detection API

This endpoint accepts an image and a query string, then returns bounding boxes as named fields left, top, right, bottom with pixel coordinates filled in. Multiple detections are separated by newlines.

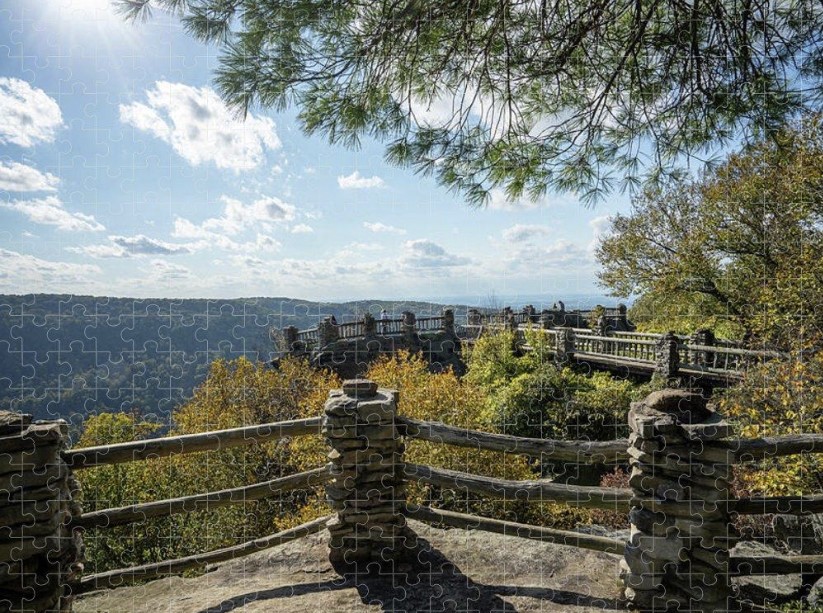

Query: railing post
left=283, top=325, right=298, bottom=351
left=362, top=312, right=376, bottom=337
left=623, top=390, right=736, bottom=612
left=0, top=412, right=84, bottom=612
left=323, top=380, right=409, bottom=570
left=318, top=317, right=339, bottom=345
left=401, top=311, right=416, bottom=344
left=690, top=328, right=716, bottom=367
left=654, top=331, right=680, bottom=380
left=554, top=326, right=575, bottom=365
left=442, top=308, right=455, bottom=334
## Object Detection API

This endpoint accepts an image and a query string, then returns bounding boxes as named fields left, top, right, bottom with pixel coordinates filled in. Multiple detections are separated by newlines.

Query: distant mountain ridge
left=0, top=294, right=462, bottom=426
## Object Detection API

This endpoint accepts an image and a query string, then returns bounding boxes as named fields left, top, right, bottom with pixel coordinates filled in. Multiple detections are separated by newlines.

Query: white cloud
left=66, top=244, right=130, bottom=259
left=291, top=224, right=314, bottom=234
left=67, top=234, right=192, bottom=258
left=173, top=195, right=296, bottom=243
left=338, top=171, right=385, bottom=189
left=487, top=188, right=541, bottom=211
left=0, top=161, right=59, bottom=192
left=150, top=259, right=192, bottom=281
left=502, top=224, right=550, bottom=243
left=0, top=78, right=63, bottom=147
left=119, top=81, right=281, bottom=171
left=587, top=215, right=612, bottom=252
left=1, top=196, right=104, bottom=232
left=364, top=222, right=406, bottom=235
left=0, top=248, right=102, bottom=291
left=401, top=239, right=471, bottom=268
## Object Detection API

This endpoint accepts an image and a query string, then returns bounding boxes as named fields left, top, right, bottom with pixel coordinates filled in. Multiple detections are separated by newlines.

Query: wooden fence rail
left=403, top=463, right=633, bottom=511
left=76, top=515, right=331, bottom=593
left=64, top=416, right=323, bottom=469
left=73, top=465, right=331, bottom=530
left=398, top=416, right=629, bottom=464
left=22, top=381, right=823, bottom=609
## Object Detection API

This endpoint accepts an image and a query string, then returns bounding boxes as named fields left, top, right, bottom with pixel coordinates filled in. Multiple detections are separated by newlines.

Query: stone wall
left=0, top=412, right=83, bottom=612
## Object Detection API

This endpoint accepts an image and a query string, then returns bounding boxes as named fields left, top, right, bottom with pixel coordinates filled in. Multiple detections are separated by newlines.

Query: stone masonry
left=323, top=380, right=409, bottom=570
left=622, top=390, right=737, bottom=612
left=0, top=412, right=83, bottom=612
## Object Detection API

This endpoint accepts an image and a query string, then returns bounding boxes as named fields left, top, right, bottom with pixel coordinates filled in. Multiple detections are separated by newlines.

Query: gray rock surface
left=75, top=520, right=626, bottom=613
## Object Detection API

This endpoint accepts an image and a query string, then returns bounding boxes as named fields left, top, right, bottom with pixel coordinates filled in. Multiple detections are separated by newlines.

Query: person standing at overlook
left=380, top=309, right=389, bottom=333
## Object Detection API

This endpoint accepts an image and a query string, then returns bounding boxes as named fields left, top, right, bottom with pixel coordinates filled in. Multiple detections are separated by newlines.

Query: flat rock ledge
left=75, top=520, right=626, bottom=613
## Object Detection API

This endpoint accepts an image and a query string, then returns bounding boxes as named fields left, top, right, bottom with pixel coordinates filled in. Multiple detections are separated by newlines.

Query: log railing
left=65, top=416, right=329, bottom=594
left=17, top=381, right=822, bottom=610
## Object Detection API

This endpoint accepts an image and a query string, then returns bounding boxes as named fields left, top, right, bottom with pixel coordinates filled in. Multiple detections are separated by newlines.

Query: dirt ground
left=74, top=520, right=626, bottom=613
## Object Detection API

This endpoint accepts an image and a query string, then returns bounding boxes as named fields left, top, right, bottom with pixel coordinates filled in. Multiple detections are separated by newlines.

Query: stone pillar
left=0, top=412, right=83, bottom=612
left=323, top=380, right=407, bottom=569
left=283, top=326, right=298, bottom=351
left=442, top=309, right=455, bottom=333
left=655, top=331, right=680, bottom=379
left=401, top=312, right=416, bottom=344
left=362, top=313, right=376, bottom=337
left=617, top=303, right=629, bottom=329
left=623, top=390, right=735, bottom=612
left=539, top=310, right=553, bottom=329
left=690, top=328, right=716, bottom=367
left=554, top=327, right=575, bottom=365
left=318, top=317, right=339, bottom=345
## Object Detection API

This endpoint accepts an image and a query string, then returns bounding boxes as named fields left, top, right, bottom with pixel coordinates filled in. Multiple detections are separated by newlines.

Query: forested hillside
left=0, top=294, right=453, bottom=424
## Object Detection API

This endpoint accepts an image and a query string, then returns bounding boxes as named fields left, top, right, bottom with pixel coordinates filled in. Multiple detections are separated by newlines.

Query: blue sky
left=0, top=0, right=632, bottom=302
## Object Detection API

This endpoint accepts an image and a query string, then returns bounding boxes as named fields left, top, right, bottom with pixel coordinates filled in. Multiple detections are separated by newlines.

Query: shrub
left=77, top=356, right=339, bottom=573
left=719, top=352, right=823, bottom=497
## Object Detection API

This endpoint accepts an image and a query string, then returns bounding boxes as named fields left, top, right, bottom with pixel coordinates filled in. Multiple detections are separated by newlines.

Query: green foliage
left=720, top=352, right=823, bottom=497
left=120, top=0, right=823, bottom=205
left=493, top=365, right=640, bottom=441
left=78, top=356, right=338, bottom=574
left=598, top=119, right=823, bottom=347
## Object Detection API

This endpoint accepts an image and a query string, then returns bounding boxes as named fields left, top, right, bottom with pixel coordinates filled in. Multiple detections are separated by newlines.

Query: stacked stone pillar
left=323, top=380, right=408, bottom=569
left=0, top=412, right=83, bottom=612
left=442, top=309, right=455, bottom=334
left=655, top=331, right=681, bottom=380
left=554, top=327, right=575, bottom=365
left=623, top=390, right=736, bottom=612
left=318, top=317, right=339, bottom=345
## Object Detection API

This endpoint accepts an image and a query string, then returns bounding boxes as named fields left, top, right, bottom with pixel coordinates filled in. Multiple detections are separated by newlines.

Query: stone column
left=655, top=331, right=680, bottom=380
left=283, top=325, right=298, bottom=351
left=318, top=317, right=339, bottom=345
left=554, top=327, right=575, bottom=365
left=442, top=309, right=455, bottom=334
left=323, top=380, right=407, bottom=570
left=539, top=310, right=554, bottom=329
left=690, top=328, right=716, bottom=367
left=362, top=313, right=376, bottom=337
left=623, top=390, right=736, bottom=612
left=0, top=412, right=83, bottom=612
left=401, top=312, right=416, bottom=344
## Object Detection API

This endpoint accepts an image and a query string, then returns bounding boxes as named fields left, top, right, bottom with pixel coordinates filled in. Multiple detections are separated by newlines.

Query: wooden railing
left=67, top=417, right=329, bottom=593
left=399, top=409, right=823, bottom=580
left=514, top=326, right=784, bottom=384
left=53, top=384, right=823, bottom=607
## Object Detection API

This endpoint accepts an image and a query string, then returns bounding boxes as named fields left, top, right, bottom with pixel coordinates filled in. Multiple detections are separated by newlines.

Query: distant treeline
left=0, top=294, right=458, bottom=425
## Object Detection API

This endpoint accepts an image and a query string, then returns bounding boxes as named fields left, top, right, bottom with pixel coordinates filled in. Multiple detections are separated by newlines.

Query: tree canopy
left=118, top=0, right=823, bottom=205
left=596, top=119, right=823, bottom=346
